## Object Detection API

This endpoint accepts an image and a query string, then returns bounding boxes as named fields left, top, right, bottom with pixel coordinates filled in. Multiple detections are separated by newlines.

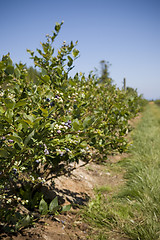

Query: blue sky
left=0, top=0, right=160, bottom=99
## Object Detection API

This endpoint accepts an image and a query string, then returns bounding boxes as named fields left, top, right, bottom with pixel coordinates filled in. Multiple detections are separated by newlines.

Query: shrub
left=0, top=22, right=144, bottom=231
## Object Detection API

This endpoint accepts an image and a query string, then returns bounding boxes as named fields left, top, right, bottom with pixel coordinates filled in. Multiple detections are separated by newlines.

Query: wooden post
left=123, top=78, right=126, bottom=91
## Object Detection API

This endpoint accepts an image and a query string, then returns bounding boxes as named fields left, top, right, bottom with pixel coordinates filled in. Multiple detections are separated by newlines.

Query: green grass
left=82, top=103, right=160, bottom=240
left=94, top=185, right=112, bottom=194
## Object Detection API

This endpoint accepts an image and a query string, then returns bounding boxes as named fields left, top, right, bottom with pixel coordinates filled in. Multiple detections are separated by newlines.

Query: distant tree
left=99, top=60, right=112, bottom=86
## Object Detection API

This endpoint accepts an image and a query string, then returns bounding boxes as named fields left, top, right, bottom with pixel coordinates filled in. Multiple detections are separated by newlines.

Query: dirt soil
left=0, top=115, right=141, bottom=240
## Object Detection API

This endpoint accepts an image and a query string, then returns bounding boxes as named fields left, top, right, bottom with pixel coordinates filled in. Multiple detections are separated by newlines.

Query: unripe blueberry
left=57, top=130, right=61, bottom=134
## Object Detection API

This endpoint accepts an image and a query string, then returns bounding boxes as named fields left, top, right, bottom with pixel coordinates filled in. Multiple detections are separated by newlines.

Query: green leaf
left=49, top=196, right=60, bottom=213
left=31, top=192, right=43, bottom=209
left=15, top=215, right=31, bottom=231
left=17, top=123, right=23, bottom=131
left=72, top=48, right=79, bottom=58
left=56, top=66, right=62, bottom=75
left=14, top=68, right=21, bottom=78
left=0, top=106, right=5, bottom=113
left=15, top=99, right=27, bottom=108
left=72, top=119, right=80, bottom=131
left=26, top=114, right=34, bottom=123
left=61, top=204, right=71, bottom=212
left=4, top=98, right=15, bottom=109
left=41, top=68, right=47, bottom=76
left=80, top=141, right=87, bottom=148
left=33, top=117, right=43, bottom=128
left=55, top=22, right=61, bottom=32
left=5, top=109, right=13, bottom=121
left=0, top=61, right=5, bottom=71
left=39, top=198, right=48, bottom=215
left=5, top=65, right=14, bottom=75
left=20, top=119, right=33, bottom=128
left=24, top=130, right=35, bottom=147
left=83, top=116, right=94, bottom=129
left=42, top=43, right=48, bottom=54
left=67, top=56, right=73, bottom=67
left=69, top=79, right=76, bottom=86
left=26, top=49, right=34, bottom=56
left=41, top=75, right=50, bottom=83
left=39, top=107, right=48, bottom=117
left=0, top=148, right=8, bottom=158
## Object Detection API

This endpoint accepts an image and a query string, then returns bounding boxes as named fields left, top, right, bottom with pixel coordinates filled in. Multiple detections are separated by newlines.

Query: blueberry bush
left=0, top=21, right=146, bottom=231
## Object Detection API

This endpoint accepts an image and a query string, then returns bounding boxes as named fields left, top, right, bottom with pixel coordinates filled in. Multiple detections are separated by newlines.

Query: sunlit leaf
left=49, top=196, right=60, bottom=213
left=39, top=198, right=48, bottom=215
left=72, top=48, right=79, bottom=58
left=72, top=119, right=80, bottom=131
left=62, top=204, right=71, bottom=212
left=55, top=22, right=61, bottom=32
left=15, top=100, right=26, bottom=108
left=41, top=75, right=50, bottom=83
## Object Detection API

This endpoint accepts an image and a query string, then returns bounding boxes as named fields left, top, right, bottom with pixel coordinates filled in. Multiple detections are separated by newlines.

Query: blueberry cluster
left=46, top=98, right=54, bottom=107
left=12, top=168, right=18, bottom=176
left=50, top=101, right=55, bottom=107
left=44, top=148, right=49, bottom=155
left=59, top=148, right=70, bottom=157
left=46, top=95, right=60, bottom=107
left=64, top=120, right=72, bottom=128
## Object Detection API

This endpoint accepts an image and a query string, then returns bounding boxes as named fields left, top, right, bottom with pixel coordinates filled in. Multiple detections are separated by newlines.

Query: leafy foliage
left=0, top=22, right=145, bottom=232
left=39, top=196, right=71, bottom=215
left=154, top=99, right=160, bottom=107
